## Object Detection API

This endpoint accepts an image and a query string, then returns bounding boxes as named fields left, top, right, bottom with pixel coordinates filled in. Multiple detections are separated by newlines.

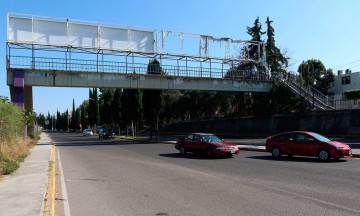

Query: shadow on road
left=246, top=155, right=348, bottom=163
left=159, top=153, right=234, bottom=160
left=54, top=140, right=151, bottom=147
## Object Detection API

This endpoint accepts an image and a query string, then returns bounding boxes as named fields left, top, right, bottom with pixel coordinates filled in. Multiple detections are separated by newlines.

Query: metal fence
left=7, top=55, right=271, bottom=81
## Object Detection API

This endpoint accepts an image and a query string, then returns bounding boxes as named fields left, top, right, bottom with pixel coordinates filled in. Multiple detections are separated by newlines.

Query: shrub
left=0, top=96, right=35, bottom=175
left=0, top=96, right=24, bottom=141
left=0, top=156, right=19, bottom=175
left=344, top=90, right=360, bottom=99
left=0, top=137, right=34, bottom=175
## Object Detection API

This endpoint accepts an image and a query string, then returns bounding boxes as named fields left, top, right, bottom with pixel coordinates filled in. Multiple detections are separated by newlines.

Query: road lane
left=51, top=133, right=360, bottom=216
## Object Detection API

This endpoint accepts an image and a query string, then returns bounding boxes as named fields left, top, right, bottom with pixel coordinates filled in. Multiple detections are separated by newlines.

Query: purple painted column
left=13, top=69, right=25, bottom=108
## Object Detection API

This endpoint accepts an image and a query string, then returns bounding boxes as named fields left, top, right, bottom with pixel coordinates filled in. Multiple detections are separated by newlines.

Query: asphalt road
left=51, top=132, right=360, bottom=216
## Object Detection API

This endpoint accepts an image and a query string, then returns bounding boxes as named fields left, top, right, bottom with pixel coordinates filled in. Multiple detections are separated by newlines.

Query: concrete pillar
left=9, top=69, right=35, bottom=137
left=24, top=86, right=33, bottom=111
left=9, top=69, right=33, bottom=111
left=11, top=69, right=25, bottom=108
left=24, top=85, right=35, bottom=137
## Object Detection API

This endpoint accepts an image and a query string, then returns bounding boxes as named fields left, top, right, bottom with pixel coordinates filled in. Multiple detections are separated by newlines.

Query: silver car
left=83, top=129, right=93, bottom=136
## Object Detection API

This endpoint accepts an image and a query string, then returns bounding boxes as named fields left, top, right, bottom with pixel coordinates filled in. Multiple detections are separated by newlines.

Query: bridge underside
left=7, top=68, right=272, bottom=92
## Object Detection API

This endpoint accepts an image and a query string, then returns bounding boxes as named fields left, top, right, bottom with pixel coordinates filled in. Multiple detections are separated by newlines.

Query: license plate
left=231, top=150, right=235, bottom=154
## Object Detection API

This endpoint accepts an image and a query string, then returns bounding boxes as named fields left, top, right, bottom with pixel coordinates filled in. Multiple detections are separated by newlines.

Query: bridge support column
left=9, top=69, right=34, bottom=137
left=24, top=86, right=33, bottom=111
left=10, top=69, right=25, bottom=108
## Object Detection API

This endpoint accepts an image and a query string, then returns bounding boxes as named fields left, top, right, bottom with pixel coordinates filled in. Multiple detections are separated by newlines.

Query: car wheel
left=207, top=149, right=213, bottom=158
left=271, top=147, right=281, bottom=158
left=318, top=149, right=330, bottom=161
left=179, top=146, right=186, bottom=155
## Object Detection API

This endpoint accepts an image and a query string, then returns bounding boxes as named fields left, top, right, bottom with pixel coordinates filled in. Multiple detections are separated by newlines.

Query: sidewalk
left=0, top=133, right=52, bottom=216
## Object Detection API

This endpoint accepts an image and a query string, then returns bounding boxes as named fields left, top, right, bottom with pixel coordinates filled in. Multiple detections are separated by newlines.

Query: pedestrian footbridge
left=6, top=13, right=273, bottom=110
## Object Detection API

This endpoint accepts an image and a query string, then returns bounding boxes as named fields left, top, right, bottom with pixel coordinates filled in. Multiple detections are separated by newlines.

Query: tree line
left=36, top=17, right=335, bottom=133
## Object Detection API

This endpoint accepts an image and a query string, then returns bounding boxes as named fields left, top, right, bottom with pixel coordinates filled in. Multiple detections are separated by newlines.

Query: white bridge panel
left=8, top=14, right=155, bottom=52
left=33, top=20, right=67, bottom=45
left=8, top=13, right=262, bottom=62
left=100, top=27, right=128, bottom=50
left=8, top=17, right=32, bottom=43
left=68, top=23, right=98, bottom=48
left=128, top=30, right=154, bottom=52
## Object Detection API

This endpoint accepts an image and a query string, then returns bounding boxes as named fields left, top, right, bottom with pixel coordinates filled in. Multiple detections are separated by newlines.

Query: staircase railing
left=277, top=74, right=335, bottom=110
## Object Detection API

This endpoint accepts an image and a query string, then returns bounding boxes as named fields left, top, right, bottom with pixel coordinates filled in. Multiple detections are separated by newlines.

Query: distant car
left=175, top=133, right=239, bottom=157
left=265, top=131, right=352, bottom=161
left=83, top=129, right=93, bottom=136
left=99, top=128, right=115, bottom=139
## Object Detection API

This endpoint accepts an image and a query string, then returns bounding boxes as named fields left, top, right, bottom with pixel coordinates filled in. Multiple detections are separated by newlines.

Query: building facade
left=329, top=70, right=360, bottom=100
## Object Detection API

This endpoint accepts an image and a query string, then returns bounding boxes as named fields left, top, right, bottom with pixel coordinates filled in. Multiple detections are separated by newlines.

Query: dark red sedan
left=175, top=133, right=240, bottom=157
left=266, top=131, right=352, bottom=161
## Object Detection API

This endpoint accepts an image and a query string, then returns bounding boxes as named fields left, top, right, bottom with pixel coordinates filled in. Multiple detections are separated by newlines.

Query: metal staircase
left=277, top=75, right=335, bottom=110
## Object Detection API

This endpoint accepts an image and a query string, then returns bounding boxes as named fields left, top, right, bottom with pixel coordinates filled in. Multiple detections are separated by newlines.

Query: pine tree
left=94, top=88, right=100, bottom=125
left=121, top=89, right=142, bottom=129
left=111, top=88, right=122, bottom=126
left=70, top=99, right=76, bottom=130
left=88, top=88, right=94, bottom=126
left=265, top=17, right=288, bottom=75
left=65, top=109, right=69, bottom=131
left=80, top=105, right=85, bottom=130
left=143, top=59, right=164, bottom=138
left=99, top=88, right=115, bottom=125
left=246, top=17, right=266, bottom=61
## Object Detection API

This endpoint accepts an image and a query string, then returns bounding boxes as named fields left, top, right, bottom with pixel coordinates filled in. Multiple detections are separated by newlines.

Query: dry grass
left=0, top=137, right=35, bottom=175
left=43, top=160, right=55, bottom=216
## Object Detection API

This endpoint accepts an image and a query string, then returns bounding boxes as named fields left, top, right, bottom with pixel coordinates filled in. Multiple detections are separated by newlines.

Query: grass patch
left=48, top=161, right=54, bottom=172
left=0, top=137, right=35, bottom=175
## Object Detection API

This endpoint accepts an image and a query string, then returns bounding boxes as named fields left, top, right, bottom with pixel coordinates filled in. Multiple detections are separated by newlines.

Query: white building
left=329, top=69, right=360, bottom=100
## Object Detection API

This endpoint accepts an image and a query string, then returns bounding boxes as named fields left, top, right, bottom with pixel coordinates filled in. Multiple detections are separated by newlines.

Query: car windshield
left=310, top=133, right=331, bottom=142
left=202, top=135, right=223, bottom=143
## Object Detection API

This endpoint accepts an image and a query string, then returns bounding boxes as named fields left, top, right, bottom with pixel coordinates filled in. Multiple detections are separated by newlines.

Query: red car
left=175, top=133, right=240, bottom=157
left=266, top=131, right=352, bottom=161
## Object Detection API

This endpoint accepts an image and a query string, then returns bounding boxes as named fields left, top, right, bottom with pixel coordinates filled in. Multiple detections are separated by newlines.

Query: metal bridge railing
left=7, top=55, right=272, bottom=81
left=278, top=75, right=335, bottom=110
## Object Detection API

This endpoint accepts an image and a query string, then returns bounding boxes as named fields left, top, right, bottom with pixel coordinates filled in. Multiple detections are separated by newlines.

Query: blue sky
left=1, top=0, right=359, bottom=115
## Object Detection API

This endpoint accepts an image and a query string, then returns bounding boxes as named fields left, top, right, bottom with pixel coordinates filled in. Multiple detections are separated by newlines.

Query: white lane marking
left=57, top=149, right=72, bottom=216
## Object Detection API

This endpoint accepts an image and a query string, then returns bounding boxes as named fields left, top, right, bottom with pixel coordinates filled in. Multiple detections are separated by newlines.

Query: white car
left=83, top=129, right=93, bottom=136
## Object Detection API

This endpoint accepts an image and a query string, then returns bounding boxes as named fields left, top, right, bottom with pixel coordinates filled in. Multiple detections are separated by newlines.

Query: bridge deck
left=7, top=56, right=273, bottom=92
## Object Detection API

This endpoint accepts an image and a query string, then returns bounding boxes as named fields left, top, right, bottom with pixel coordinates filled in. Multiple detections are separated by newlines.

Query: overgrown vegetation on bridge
left=0, top=96, right=38, bottom=175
